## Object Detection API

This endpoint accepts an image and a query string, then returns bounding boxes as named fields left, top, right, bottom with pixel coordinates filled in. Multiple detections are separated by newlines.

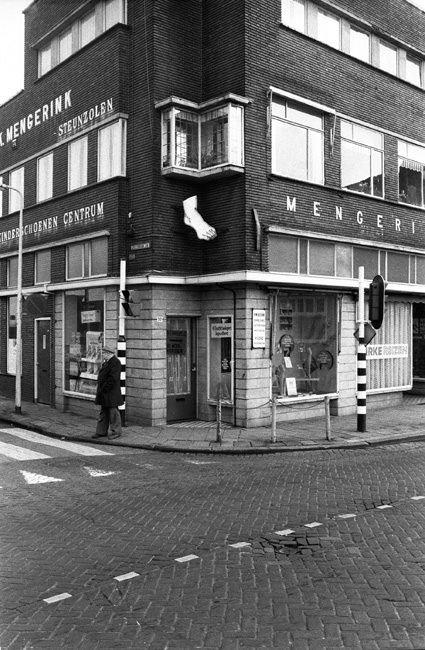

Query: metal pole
left=0, top=183, right=23, bottom=415
left=216, top=384, right=223, bottom=443
left=324, top=395, right=331, bottom=440
left=357, top=266, right=367, bottom=432
left=118, top=259, right=126, bottom=425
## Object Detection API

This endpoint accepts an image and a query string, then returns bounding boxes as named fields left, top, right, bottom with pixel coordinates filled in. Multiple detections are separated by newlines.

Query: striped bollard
left=117, top=334, right=126, bottom=426
left=357, top=338, right=367, bottom=432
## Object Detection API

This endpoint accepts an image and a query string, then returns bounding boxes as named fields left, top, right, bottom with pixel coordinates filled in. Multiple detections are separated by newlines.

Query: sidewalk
left=0, top=394, right=424, bottom=453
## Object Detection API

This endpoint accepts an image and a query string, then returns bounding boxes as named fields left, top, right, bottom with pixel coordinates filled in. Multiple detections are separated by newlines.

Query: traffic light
left=120, top=289, right=134, bottom=317
left=368, top=274, right=385, bottom=329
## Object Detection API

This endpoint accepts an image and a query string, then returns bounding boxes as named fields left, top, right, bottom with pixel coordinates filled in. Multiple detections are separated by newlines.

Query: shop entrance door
left=167, top=317, right=197, bottom=422
left=35, top=318, right=52, bottom=405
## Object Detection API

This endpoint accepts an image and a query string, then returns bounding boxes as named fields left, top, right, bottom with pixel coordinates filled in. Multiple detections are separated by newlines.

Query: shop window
left=7, top=257, right=18, bottom=287
left=98, top=120, right=127, bottom=181
left=309, top=241, right=334, bottom=275
left=353, top=247, right=379, bottom=280
left=281, top=0, right=306, bottom=32
left=349, top=27, right=370, bottom=63
left=80, top=10, right=96, bottom=48
left=341, top=120, right=384, bottom=197
left=268, top=235, right=298, bottom=273
left=208, top=316, right=233, bottom=402
left=367, top=301, right=411, bottom=391
left=58, top=27, right=73, bottom=63
left=272, top=97, right=324, bottom=183
left=398, top=140, right=425, bottom=207
left=317, top=9, right=340, bottom=49
left=7, top=297, right=17, bottom=375
left=66, top=238, right=108, bottom=280
left=386, top=251, right=410, bottom=283
left=335, top=244, right=352, bottom=277
left=271, top=294, right=337, bottom=398
left=68, top=136, right=88, bottom=191
left=9, top=166, right=24, bottom=213
left=64, top=288, right=104, bottom=397
left=35, top=250, right=51, bottom=285
left=37, top=152, right=53, bottom=203
left=379, top=41, right=398, bottom=75
left=160, top=99, right=245, bottom=177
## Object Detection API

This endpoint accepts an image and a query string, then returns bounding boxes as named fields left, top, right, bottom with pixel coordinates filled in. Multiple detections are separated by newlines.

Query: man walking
left=92, top=346, right=123, bottom=440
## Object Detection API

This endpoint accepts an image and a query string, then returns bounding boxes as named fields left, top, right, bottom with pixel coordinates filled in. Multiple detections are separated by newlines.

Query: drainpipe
left=216, top=284, right=237, bottom=426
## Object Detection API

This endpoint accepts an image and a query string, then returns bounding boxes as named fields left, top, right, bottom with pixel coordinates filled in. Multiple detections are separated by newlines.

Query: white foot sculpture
left=183, top=195, right=217, bottom=241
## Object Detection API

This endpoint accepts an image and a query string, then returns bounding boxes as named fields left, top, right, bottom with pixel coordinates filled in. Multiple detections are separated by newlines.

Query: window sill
left=162, top=164, right=245, bottom=181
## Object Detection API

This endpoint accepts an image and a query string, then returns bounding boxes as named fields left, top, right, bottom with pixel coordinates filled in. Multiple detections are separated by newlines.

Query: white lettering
left=313, top=201, right=321, bottom=217
left=377, top=214, right=383, bottom=229
left=335, top=206, right=342, bottom=220
left=357, top=211, right=363, bottom=225
left=395, top=218, right=400, bottom=232
left=287, top=196, right=296, bottom=212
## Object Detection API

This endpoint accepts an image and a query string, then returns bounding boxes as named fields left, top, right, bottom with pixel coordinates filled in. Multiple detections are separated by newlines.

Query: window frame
left=35, top=250, right=51, bottom=285
left=66, top=238, right=108, bottom=280
left=9, top=166, right=24, bottom=214
left=68, top=136, right=88, bottom=192
left=379, top=40, right=398, bottom=76
left=37, top=152, right=53, bottom=203
left=340, top=120, right=385, bottom=198
left=97, top=119, right=127, bottom=181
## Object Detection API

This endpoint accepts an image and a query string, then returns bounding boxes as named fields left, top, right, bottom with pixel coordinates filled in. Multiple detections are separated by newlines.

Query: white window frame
left=271, top=98, right=324, bottom=184
left=340, top=120, right=384, bottom=198
left=317, top=8, right=341, bottom=49
left=281, top=0, right=306, bottom=33
left=379, top=40, right=398, bottom=76
left=406, top=54, right=421, bottom=86
left=9, top=167, right=24, bottom=214
left=66, top=238, right=108, bottom=280
left=349, top=26, right=370, bottom=63
left=68, top=136, right=88, bottom=191
left=58, top=27, right=73, bottom=63
left=37, top=152, right=53, bottom=203
left=97, top=119, right=127, bottom=181
left=80, top=9, right=96, bottom=48
left=38, top=43, right=52, bottom=77
left=104, top=0, right=126, bottom=30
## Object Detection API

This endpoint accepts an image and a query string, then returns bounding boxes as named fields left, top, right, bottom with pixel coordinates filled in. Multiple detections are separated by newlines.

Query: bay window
left=160, top=96, right=246, bottom=178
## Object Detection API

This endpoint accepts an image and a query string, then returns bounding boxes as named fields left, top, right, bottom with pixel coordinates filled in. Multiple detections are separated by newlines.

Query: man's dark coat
left=95, top=355, right=124, bottom=408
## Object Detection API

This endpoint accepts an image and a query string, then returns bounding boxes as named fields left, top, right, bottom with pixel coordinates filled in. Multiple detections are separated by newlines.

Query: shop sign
left=211, top=322, right=232, bottom=338
left=81, top=310, right=101, bottom=323
left=252, top=309, right=266, bottom=348
left=366, top=343, right=408, bottom=359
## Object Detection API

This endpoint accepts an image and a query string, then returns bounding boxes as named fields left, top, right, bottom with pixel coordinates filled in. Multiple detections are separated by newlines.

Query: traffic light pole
left=118, top=258, right=127, bottom=425
left=357, top=266, right=367, bottom=432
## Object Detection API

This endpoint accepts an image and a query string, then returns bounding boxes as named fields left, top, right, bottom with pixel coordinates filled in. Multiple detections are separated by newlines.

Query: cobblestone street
left=2, top=432, right=425, bottom=648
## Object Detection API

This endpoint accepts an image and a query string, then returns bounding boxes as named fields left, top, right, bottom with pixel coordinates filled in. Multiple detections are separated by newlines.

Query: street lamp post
left=0, top=183, right=23, bottom=414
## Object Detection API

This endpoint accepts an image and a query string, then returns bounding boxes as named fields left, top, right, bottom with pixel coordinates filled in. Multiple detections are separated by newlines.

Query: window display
left=271, top=294, right=337, bottom=397
left=64, top=288, right=104, bottom=396
left=208, top=316, right=233, bottom=401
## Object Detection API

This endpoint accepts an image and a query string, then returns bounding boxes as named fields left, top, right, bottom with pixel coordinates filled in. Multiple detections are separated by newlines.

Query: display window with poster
left=64, top=288, right=104, bottom=397
left=208, top=316, right=233, bottom=402
left=271, top=293, right=337, bottom=397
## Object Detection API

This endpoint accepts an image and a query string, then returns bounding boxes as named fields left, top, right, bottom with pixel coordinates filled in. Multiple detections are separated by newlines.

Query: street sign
left=354, top=322, right=376, bottom=346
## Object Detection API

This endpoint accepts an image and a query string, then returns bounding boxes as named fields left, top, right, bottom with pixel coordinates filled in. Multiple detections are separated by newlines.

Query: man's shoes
left=92, top=433, right=107, bottom=439
left=108, top=433, right=121, bottom=440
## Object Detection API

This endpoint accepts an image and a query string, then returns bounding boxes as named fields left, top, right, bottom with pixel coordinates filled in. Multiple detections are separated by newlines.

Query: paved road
left=2, top=430, right=425, bottom=648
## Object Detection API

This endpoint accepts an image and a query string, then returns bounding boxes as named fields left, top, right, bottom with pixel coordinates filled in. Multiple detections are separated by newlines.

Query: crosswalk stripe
left=0, top=441, right=51, bottom=461
left=0, top=428, right=112, bottom=456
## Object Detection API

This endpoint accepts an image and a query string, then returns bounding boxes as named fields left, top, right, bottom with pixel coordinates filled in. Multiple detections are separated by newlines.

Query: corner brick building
left=0, top=0, right=424, bottom=429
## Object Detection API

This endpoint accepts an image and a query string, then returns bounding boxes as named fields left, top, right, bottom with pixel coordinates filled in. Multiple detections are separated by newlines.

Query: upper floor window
left=271, top=97, right=324, bottom=184
left=379, top=41, right=398, bottom=75
left=317, top=9, right=340, bottom=49
left=98, top=119, right=127, bottom=181
left=80, top=10, right=96, bottom=48
left=68, top=136, right=88, bottom=191
left=66, top=237, right=108, bottom=280
left=406, top=55, right=421, bottom=86
left=341, top=120, right=384, bottom=197
left=59, top=27, right=73, bottom=63
left=37, top=0, right=127, bottom=78
left=349, top=26, right=370, bottom=63
left=38, top=43, right=52, bottom=76
left=398, top=140, right=425, bottom=207
left=281, top=0, right=306, bottom=32
left=35, top=250, right=51, bottom=285
left=0, top=176, right=3, bottom=218
left=7, top=257, right=18, bottom=288
left=160, top=98, right=245, bottom=178
left=9, top=167, right=24, bottom=213
left=37, top=152, right=53, bottom=203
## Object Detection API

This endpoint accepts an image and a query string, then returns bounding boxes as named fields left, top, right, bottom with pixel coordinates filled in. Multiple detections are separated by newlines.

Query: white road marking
left=20, top=470, right=63, bottom=484
left=175, top=554, right=199, bottom=563
left=229, top=542, right=251, bottom=548
left=337, top=514, right=357, bottom=519
left=1, top=428, right=112, bottom=456
left=411, top=495, right=425, bottom=500
left=377, top=505, right=392, bottom=509
left=43, top=593, right=72, bottom=604
left=304, top=522, right=322, bottom=528
left=0, top=441, right=50, bottom=461
left=275, top=529, right=295, bottom=536
left=114, top=571, right=140, bottom=582
left=84, top=466, right=116, bottom=477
